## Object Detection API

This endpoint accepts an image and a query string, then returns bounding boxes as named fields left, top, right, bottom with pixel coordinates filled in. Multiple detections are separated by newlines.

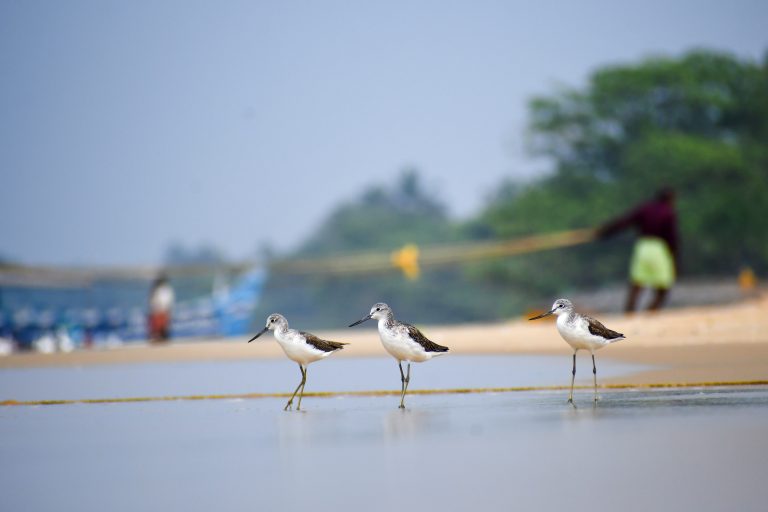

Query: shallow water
left=0, top=354, right=648, bottom=401
left=1, top=385, right=767, bottom=512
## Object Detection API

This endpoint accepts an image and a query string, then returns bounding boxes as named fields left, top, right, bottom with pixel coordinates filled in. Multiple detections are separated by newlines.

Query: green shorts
left=630, top=237, right=675, bottom=289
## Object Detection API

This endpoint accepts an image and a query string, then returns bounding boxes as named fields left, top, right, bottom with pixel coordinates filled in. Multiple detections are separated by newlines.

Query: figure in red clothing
left=597, top=188, right=679, bottom=312
left=148, top=274, right=175, bottom=342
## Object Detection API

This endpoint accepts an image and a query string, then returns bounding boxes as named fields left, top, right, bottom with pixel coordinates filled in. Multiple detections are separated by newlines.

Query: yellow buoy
left=738, top=267, right=757, bottom=292
left=391, top=244, right=421, bottom=280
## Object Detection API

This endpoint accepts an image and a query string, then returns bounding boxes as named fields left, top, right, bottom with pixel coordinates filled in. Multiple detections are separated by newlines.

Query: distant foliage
left=258, top=49, right=768, bottom=327
left=297, top=169, right=456, bottom=256
left=477, top=49, right=768, bottom=287
left=256, top=170, right=504, bottom=328
left=164, top=243, right=228, bottom=266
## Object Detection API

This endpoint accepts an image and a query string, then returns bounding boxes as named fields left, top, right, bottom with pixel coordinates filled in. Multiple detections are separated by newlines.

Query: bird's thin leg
left=297, top=366, right=307, bottom=411
left=568, top=352, right=577, bottom=404
left=398, top=361, right=407, bottom=409
left=592, top=354, right=598, bottom=402
left=399, top=363, right=411, bottom=409
left=285, top=364, right=304, bottom=411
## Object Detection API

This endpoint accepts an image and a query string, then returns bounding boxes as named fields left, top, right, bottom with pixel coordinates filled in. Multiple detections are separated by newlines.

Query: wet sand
left=2, top=297, right=767, bottom=512
left=2, top=387, right=767, bottom=512
left=2, top=295, right=766, bottom=385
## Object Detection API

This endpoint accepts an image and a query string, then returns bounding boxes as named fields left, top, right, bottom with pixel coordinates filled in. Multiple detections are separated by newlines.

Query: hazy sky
left=2, top=1, right=766, bottom=266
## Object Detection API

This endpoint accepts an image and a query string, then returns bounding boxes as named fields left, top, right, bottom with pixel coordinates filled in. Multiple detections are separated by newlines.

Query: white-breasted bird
left=248, top=313, right=347, bottom=411
left=529, top=298, right=625, bottom=403
left=349, top=302, right=448, bottom=408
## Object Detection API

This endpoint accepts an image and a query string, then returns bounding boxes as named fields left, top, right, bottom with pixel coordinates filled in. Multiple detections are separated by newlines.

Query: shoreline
left=1, top=295, right=766, bottom=386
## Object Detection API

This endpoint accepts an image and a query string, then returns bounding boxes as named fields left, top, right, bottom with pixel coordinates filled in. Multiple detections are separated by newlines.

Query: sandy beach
left=3, top=296, right=768, bottom=512
left=2, top=294, right=766, bottom=386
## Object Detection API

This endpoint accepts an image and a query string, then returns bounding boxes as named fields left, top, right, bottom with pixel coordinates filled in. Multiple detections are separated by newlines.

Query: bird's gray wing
left=403, top=323, right=449, bottom=353
left=301, top=332, right=348, bottom=352
left=585, top=317, right=625, bottom=340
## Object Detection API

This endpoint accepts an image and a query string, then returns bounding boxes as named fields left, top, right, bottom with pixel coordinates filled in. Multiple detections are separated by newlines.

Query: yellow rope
left=3, top=379, right=766, bottom=407
left=273, top=229, right=596, bottom=276
left=0, top=229, right=596, bottom=286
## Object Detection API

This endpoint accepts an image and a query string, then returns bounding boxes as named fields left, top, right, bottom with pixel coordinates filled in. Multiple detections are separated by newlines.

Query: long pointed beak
left=247, top=326, right=269, bottom=343
left=529, top=309, right=556, bottom=321
left=349, top=313, right=372, bottom=327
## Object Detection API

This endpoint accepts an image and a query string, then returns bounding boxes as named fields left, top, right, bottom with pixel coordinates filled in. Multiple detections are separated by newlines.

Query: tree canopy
left=503, top=49, right=768, bottom=276
left=297, top=169, right=458, bottom=256
left=256, top=49, right=768, bottom=327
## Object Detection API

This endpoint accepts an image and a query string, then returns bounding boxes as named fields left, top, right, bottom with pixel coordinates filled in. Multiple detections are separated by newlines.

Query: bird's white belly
left=556, top=323, right=606, bottom=353
left=275, top=337, right=326, bottom=366
left=378, top=329, right=430, bottom=362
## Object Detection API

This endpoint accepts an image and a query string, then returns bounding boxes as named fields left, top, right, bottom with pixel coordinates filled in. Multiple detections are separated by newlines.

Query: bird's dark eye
left=375, top=308, right=380, bottom=311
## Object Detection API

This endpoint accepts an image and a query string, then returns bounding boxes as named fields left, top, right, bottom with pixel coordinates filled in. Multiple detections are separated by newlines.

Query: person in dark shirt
left=597, top=188, right=679, bottom=312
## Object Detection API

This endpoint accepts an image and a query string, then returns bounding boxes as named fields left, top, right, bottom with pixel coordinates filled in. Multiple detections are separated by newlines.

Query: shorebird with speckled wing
left=248, top=314, right=347, bottom=411
left=349, top=302, right=448, bottom=408
left=529, top=299, right=625, bottom=403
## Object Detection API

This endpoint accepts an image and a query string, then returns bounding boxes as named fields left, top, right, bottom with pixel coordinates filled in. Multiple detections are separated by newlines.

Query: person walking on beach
left=148, top=274, right=174, bottom=342
left=597, top=188, right=679, bottom=312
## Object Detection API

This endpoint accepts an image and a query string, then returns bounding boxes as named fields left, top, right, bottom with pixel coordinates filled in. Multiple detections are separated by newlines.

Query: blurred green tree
left=297, top=168, right=455, bottom=256
left=256, top=170, right=505, bottom=328
left=476, top=49, right=768, bottom=292
left=256, top=49, right=768, bottom=328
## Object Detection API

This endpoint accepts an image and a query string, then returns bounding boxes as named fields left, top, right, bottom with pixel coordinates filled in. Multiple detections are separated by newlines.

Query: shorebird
left=248, top=314, right=347, bottom=411
left=529, top=299, right=625, bottom=403
left=349, top=302, right=448, bottom=408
